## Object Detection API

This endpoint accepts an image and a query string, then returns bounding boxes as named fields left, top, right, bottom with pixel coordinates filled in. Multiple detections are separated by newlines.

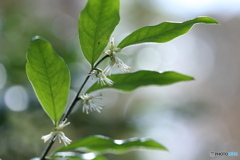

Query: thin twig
left=39, top=55, right=109, bottom=160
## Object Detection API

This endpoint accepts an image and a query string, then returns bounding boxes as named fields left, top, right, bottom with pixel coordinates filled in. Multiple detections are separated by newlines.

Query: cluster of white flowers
left=103, top=36, right=131, bottom=75
left=80, top=93, right=103, bottom=114
left=91, top=69, right=113, bottom=86
left=41, top=119, right=72, bottom=146
left=81, top=36, right=130, bottom=115
left=90, top=36, right=130, bottom=87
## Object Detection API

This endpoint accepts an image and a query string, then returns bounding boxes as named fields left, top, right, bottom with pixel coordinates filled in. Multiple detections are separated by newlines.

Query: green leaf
left=79, top=0, right=120, bottom=67
left=118, top=16, right=218, bottom=49
left=56, top=135, right=167, bottom=154
left=52, top=152, right=107, bottom=160
left=26, top=36, right=70, bottom=126
left=87, top=70, right=194, bottom=93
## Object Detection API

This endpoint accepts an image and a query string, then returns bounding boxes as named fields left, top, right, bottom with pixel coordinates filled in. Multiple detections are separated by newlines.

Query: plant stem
left=39, top=55, right=109, bottom=160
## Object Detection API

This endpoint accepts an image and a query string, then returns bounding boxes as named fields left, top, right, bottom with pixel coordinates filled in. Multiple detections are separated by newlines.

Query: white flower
left=80, top=93, right=104, bottom=114
left=103, top=36, right=130, bottom=75
left=103, top=59, right=115, bottom=75
left=41, top=132, right=55, bottom=143
left=41, top=131, right=72, bottom=146
left=57, top=131, right=72, bottom=146
left=114, top=56, right=131, bottom=73
left=56, top=118, right=70, bottom=130
left=91, top=69, right=113, bottom=86
left=104, top=55, right=131, bottom=75
left=41, top=119, right=72, bottom=146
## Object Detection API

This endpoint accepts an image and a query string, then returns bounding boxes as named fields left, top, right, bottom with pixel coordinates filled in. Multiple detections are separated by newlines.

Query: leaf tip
left=31, top=35, right=41, bottom=41
left=162, top=146, right=168, bottom=151
left=197, top=16, right=219, bottom=24
left=189, top=76, right=195, bottom=81
left=207, top=17, right=219, bottom=24
left=31, top=35, right=47, bottom=42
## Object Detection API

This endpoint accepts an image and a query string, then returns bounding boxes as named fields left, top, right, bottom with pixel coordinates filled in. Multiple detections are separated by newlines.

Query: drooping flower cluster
left=103, top=36, right=131, bottom=75
left=80, top=93, right=104, bottom=114
left=85, top=36, right=130, bottom=114
left=41, top=119, right=72, bottom=146
left=91, top=69, right=113, bottom=86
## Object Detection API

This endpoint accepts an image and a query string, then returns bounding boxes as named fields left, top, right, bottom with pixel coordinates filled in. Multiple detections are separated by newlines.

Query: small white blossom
left=56, top=118, right=71, bottom=130
left=41, top=119, right=72, bottom=146
left=80, top=93, right=104, bottom=114
left=91, top=69, right=113, bottom=86
left=103, top=36, right=130, bottom=75
left=41, top=132, right=55, bottom=143
left=114, top=56, right=131, bottom=73
left=103, top=60, right=115, bottom=75
left=57, top=131, right=72, bottom=146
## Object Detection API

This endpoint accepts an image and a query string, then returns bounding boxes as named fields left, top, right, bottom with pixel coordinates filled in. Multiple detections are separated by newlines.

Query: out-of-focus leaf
left=79, top=0, right=120, bottom=67
left=118, top=17, right=218, bottom=49
left=87, top=70, right=194, bottom=93
left=52, top=152, right=107, bottom=160
left=56, top=135, right=167, bottom=154
left=26, top=36, right=70, bottom=126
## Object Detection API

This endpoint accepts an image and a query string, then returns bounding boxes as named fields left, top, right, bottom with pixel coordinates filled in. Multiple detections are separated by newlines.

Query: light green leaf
left=118, top=17, right=218, bottom=49
left=79, top=0, right=120, bottom=67
left=87, top=70, right=194, bottom=93
left=26, top=36, right=70, bottom=126
left=52, top=152, right=107, bottom=160
left=56, top=135, right=167, bottom=154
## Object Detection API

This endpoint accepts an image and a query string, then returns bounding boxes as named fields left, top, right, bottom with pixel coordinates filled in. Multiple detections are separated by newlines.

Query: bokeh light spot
left=82, top=152, right=96, bottom=159
left=4, top=85, right=29, bottom=112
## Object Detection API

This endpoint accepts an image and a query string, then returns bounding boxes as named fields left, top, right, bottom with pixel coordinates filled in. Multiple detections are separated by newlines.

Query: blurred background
left=0, top=0, right=240, bottom=159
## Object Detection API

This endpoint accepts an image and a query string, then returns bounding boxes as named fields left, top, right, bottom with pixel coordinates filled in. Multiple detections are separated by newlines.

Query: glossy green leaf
left=118, top=17, right=218, bottom=49
left=79, top=0, right=120, bottom=67
left=26, top=36, right=70, bottom=126
left=56, top=135, right=167, bottom=154
left=87, top=70, right=194, bottom=93
left=52, top=152, right=107, bottom=160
